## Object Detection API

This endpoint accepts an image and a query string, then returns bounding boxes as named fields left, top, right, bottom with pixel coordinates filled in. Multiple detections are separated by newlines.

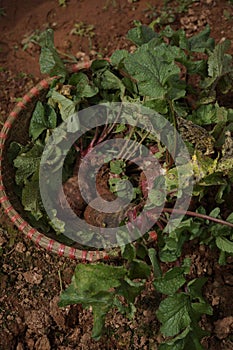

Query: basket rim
left=0, top=61, right=119, bottom=262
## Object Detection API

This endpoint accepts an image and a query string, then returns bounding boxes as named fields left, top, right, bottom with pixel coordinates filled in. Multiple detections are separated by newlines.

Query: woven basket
left=0, top=61, right=120, bottom=261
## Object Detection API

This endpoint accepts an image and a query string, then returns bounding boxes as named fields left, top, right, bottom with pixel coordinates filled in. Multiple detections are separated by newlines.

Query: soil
left=0, top=0, right=233, bottom=349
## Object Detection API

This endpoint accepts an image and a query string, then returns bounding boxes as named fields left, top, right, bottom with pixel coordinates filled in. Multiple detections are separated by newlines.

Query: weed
left=21, top=29, right=43, bottom=51
left=70, top=21, right=95, bottom=49
left=58, top=0, right=68, bottom=7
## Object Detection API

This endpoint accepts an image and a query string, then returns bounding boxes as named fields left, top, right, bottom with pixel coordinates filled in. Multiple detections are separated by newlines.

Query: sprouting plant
left=70, top=21, right=95, bottom=49
left=21, top=29, right=43, bottom=51
left=145, top=0, right=198, bottom=26
left=70, top=22, right=95, bottom=38
left=58, top=0, right=68, bottom=7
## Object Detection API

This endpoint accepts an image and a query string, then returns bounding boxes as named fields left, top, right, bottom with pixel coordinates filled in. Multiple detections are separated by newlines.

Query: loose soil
left=0, top=0, right=233, bottom=349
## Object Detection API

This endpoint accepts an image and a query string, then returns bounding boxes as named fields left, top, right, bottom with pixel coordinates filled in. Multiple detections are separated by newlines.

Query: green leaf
left=73, top=263, right=127, bottom=294
left=128, top=259, right=151, bottom=279
left=216, top=236, right=233, bottom=253
left=226, top=212, right=233, bottom=224
left=92, top=301, right=113, bottom=339
left=59, top=263, right=127, bottom=339
left=29, top=101, right=57, bottom=140
left=14, top=142, right=44, bottom=185
left=148, top=248, right=162, bottom=278
left=38, top=29, right=67, bottom=78
left=209, top=207, right=220, bottom=218
left=121, top=243, right=136, bottom=261
left=191, top=302, right=213, bottom=316
left=117, top=277, right=145, bottom=303
left=66, top=113, right=80, bottom=133
left=187, top=277, right=208, bottom=301
left=148, top=175, right=166, bottom=206
left=124, top=41, right=181, bottom=99
left=50, top=90, right=76, bottom=121
left=154, top=267, right=186, bottom=295
left=98, top=69, right=124, bottom=91
left=156, top=293, right=191, bottom=336
left=114, top=297, right=136, bottom=319
left=127, top=24, right=159, bottom=46
left=110, top=159, right=125, bottom=174
left=208, top=40, right=232, bottom=79
left=22, top=168, right=43, bottom=220
left=187, top=25, right=215, bottom=53
left=7, top=141, right=24, bottom=164
left=159, top=326, right=190, bottom=350
left=192, top=104, right=228, bottom=125
left=110, top=50, right=129, bottom=67
left=72, top=72, right=99, bottom=98
left=143, top=98, right=168, bottom=114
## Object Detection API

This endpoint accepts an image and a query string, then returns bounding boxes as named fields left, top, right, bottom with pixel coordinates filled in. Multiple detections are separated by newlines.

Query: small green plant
left=70, top=21, right=95, bottom=37
left=145, top=0, right=198, bottom=25
left=58, top=0, right=68, bottom=7
left=21, top=29, right=43, bottom=51
left=70, top=21, right=95, bottom=49
left=59, top=249, right=213, bottom=346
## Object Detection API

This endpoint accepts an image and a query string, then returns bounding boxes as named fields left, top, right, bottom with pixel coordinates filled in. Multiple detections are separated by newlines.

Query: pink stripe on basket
left=58, top=244, right=65, bottom=256
left=4, top=121, right=12, bottom=129
left=35, top=234, right=43, bottom=245
left=88, top=251, right=94, bottom=262
left=39, top=79, right=50, bottom=89
left=17, top=101, right=26, bottom=109
left=96, top=251, right=100, bottom=260
left=30, top=87, right=40, bottom=96
left=82, top=250, right=87, bottom=261
left=0, top=132, right=7, bottom=139
left=4, top=205, right=13, bottom=213
left=11, top=213, right=21, bottom=223
left=69, top=247, right=76, bottom=259
left=47, top=239, right=55, bottom=251
left=23, top=94, right=31, bottom=103
left=18, top=221, right=28, bottom=231
left=0, top=185, right=4, bottom=190
left=0, top=195, right=8, bottom=203
left=27, top=228, right=37, bottom=239
left=9, top=111, right=18, bottom=119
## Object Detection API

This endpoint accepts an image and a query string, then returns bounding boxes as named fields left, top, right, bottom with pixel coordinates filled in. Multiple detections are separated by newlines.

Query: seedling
left=21, top=29, right=43, bottom=51
left=70, top=21, right=95, bottom=49
left=58, top=0, right=68, bottom=7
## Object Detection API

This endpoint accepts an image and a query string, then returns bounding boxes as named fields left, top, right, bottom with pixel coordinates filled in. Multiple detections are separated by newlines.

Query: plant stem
left=163, top=207, right=233, bottom=228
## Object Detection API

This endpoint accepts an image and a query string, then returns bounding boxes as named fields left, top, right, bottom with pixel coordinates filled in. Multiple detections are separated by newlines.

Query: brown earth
left=0, top=0, right=233, bottom=349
